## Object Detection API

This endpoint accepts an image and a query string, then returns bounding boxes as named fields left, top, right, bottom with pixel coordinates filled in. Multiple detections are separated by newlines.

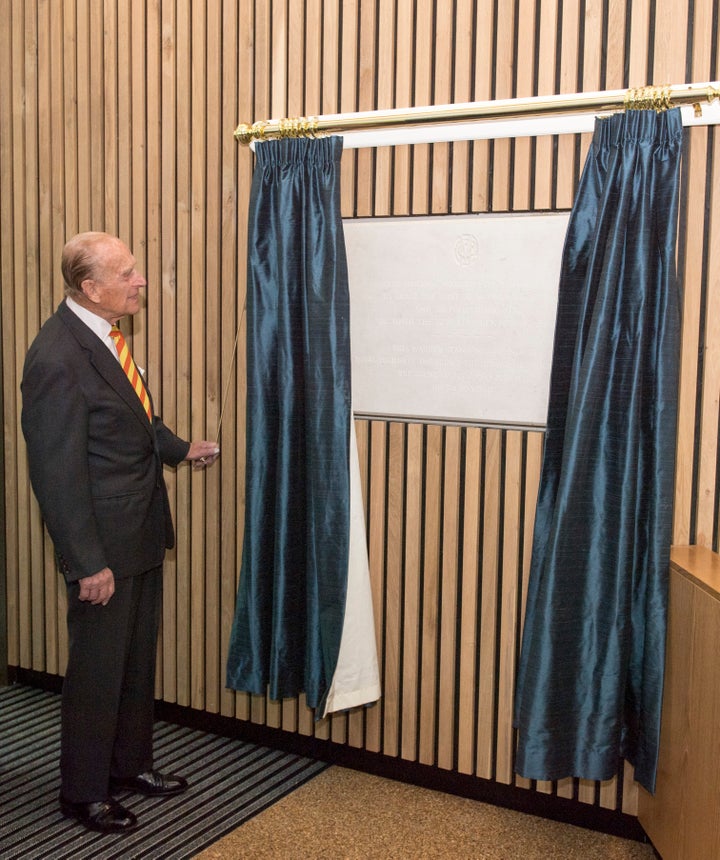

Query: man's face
left=83, top=238, right=147, bottom=322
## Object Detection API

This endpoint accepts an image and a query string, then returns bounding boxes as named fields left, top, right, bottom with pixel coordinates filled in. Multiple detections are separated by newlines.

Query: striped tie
left=109, top=325, right=153, bottom=421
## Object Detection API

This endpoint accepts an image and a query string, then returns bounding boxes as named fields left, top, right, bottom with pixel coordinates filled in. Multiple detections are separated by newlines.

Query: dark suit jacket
left=21, top=300, right=190, bottom=582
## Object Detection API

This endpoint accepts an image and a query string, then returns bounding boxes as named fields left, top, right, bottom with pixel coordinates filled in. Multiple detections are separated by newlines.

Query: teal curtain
left=226, top=136, right=351, bottom=715
left=513, top=109, right=684, bottom=793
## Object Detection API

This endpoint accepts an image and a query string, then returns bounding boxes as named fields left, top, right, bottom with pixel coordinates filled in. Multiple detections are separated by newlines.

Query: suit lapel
left=57, top=301, right=155, bottom=437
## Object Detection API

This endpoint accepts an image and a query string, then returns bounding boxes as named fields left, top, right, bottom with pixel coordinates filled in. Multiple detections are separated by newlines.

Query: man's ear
left=80, top=279, right=101, bottom=304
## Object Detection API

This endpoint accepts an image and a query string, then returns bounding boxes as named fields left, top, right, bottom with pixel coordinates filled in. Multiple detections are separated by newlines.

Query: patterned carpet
left=0, top=685, right=327, bottom=859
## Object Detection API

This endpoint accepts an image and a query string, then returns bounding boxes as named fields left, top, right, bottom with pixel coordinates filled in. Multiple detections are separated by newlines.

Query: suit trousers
left=60, top=566, right=163, bottom=803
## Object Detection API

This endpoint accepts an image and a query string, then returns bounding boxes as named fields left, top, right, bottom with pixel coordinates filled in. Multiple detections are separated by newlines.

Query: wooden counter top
left=670, top=544, right=720, bottom=599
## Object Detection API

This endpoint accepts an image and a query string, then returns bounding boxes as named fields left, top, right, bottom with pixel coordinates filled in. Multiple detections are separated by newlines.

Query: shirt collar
left=65, top=296, right=118, bottom=356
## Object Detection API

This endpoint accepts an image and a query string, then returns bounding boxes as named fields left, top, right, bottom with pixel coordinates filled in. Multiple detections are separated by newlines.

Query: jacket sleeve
left=21, top=348, right=108, bottom=582
left=153, top=417, right=191, bottom=466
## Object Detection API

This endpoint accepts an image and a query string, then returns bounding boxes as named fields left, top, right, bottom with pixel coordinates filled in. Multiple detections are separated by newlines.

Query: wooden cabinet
left=638, top=545, right=720, bottom=859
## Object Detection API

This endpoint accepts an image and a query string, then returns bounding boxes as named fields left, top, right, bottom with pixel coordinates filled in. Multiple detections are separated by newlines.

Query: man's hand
left=78, top=567, right=115, bottom=605
left=186, top=440, right=220, bottom=471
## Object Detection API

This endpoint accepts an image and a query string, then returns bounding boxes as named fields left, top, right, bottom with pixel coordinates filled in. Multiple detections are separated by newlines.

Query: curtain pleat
left=513, top=109, right=684, bottom=793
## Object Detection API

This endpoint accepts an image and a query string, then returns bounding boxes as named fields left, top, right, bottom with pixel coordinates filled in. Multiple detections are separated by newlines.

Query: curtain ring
left=624, top=85, right=673, bottom=113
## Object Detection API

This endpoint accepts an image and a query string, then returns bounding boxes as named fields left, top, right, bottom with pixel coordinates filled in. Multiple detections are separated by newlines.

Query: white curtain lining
left=322, top=418, right=381, bottom=717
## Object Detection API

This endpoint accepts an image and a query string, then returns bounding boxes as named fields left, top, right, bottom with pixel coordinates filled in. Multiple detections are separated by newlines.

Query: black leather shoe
left=60, top=796, right=138, bottom=832
left=110, top=770, right=188, bottom=797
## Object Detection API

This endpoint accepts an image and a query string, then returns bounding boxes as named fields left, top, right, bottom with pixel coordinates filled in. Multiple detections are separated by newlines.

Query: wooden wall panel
left=2, top=0, right=720, bottom=827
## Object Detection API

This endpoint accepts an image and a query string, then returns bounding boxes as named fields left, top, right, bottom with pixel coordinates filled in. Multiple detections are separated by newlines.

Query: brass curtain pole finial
left=697, top=83, right=720, bottom=116
left=234, top=121, right=269, bottom=144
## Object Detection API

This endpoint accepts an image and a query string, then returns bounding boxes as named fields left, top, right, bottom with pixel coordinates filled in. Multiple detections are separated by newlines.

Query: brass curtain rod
left=234, top=82, right=720, bottom=145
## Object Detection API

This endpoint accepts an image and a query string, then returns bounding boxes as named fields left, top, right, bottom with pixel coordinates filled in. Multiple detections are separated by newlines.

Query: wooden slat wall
left=2, top=0, right=720, bottom=821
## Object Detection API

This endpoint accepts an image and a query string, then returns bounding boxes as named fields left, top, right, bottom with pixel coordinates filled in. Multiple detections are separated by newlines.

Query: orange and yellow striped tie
left=109, top=325, right=153, bottom=421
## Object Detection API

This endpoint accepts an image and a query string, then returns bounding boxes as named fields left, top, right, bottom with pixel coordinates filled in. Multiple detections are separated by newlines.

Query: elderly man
left=21, top=232, right=219, bottom=833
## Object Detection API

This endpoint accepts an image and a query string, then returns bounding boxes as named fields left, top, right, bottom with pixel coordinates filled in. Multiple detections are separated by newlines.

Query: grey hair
left=61, top=232, right=113, bottom=298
